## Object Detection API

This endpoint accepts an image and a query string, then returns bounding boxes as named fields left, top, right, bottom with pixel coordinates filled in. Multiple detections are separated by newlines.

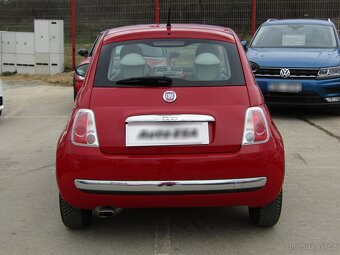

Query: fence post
left=72, top=0, right=76, bottom=70
left=252, top=0, right=257, bottom=36
left=155, top=0, right=159, bottom=25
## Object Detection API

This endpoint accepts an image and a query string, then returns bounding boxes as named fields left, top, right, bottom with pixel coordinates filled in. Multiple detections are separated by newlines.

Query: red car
left=57, top=24, right=285, bottom=229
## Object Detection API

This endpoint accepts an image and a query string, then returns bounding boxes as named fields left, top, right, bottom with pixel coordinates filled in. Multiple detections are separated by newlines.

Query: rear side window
left=94, top=39, right=245, bottom=87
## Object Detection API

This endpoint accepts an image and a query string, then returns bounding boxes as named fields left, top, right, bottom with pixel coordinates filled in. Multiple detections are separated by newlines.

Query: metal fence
left=0, top=0, right=339, bottom=68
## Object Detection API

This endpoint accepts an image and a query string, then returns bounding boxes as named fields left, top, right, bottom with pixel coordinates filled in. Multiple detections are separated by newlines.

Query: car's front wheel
left=59, top=194, right=92, bottom=229
left=331, top=108, right=340, bottom=116
left=248, top=190, right=282, bottom=227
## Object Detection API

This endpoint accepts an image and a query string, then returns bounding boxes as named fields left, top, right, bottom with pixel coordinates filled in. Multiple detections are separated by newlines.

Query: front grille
left=0, top=96, right=3, bottom=106
left=255, top=68, right=319, bottom=79
left=264, top=91, right=325, bottom=104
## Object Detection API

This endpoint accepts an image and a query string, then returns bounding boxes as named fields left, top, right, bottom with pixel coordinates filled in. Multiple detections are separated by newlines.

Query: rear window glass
left=94, top=39, right=245, bottom=87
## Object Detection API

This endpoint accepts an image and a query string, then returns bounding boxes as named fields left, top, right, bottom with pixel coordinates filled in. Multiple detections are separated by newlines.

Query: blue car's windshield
left=252, top=24, right=337, bottom=48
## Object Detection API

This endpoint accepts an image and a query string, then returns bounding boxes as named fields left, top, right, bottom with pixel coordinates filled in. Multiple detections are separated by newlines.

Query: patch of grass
left=1, top=71, right=17, bottom=76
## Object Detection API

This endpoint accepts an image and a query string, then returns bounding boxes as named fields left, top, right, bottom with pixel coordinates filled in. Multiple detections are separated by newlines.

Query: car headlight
left=317, top=66, right=340, bottom=79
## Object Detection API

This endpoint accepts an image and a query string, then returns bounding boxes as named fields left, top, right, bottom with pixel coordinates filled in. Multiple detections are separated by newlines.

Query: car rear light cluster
left=242, top=106, right=269, bottom=145
left=71, top=109, right=99, bottom=146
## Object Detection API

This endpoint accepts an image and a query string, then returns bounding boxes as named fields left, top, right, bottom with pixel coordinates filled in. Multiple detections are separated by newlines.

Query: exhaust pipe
left=96, top=206, right=123, bottom=218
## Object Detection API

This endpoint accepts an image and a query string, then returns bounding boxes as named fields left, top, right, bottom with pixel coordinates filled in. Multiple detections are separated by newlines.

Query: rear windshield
left=251, top=24, right=337, bottom=48
left=94, top=39, right=245, bottom=87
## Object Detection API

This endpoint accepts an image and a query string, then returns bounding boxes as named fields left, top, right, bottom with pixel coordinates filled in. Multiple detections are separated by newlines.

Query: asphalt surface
left=0, top=81, right=339, bottom=255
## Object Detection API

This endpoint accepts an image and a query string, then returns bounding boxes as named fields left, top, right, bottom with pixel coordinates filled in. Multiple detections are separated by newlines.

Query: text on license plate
left=268, top=83, right=302, bottom=93
left=126, top=122, right=209, bottom=147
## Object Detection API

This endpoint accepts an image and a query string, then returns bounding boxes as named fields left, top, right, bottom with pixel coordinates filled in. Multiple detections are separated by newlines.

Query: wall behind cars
left=0, top=0, right=339, bottom=69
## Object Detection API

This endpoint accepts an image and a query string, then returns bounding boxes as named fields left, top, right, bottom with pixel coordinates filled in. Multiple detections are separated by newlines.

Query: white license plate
left=268, top=83, right=302, bottom=93
left=126, top=122, right=209, bottom=147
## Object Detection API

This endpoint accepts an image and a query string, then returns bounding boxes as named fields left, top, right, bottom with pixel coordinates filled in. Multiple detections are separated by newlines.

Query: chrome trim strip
left=126, top=114, right=215, bottom=123
left=255, top=74, right=316, bottom=78
left=74, top=177, right=267, bottom=194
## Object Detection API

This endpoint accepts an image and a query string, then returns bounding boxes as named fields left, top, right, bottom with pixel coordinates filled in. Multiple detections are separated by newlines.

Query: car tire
left=248, top=190, right=282, bottom=227
left=73, top=86, right=77, bottom=101
left=331, top=108, right=340, bottom=116
left=59, top=194, right=92, bottom=229
left=0, top=110, right=2, bottom=117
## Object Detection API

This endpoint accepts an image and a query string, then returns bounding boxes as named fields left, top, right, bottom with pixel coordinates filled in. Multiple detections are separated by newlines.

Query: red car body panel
left=58, top=24, right=284, bottom=210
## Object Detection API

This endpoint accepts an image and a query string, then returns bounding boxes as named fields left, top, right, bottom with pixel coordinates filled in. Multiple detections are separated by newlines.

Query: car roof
left=262, top=19, right=335, bottom=26
left=103, top=24, right=236, bottom=44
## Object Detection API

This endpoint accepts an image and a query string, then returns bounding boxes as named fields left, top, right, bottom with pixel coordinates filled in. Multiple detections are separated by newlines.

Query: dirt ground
left=0, top=71, right=74, bottom=87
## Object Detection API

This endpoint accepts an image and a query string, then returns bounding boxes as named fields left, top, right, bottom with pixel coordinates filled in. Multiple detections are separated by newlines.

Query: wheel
left=73, top=86, right=77, bottom=101
left=249, top=190, right=282, bottom=227
left=331, top=108, right=340, bottom=116
left=59, top=194, right=92, bottom=229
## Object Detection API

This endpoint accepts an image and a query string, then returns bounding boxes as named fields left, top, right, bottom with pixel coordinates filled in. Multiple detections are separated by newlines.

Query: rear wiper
left=116, top=76, right=172, bottom=86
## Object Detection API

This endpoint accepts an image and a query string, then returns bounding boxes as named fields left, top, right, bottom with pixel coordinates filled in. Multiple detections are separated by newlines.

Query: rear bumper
left=74, top=177, right=267, bottom=195
left=57, top=138, right=284, bottom=209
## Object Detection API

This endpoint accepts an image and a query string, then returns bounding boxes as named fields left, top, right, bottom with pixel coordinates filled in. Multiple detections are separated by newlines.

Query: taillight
left=71, top=109, right=99, bottom=146
left=242, top=106, right=269, bottom=145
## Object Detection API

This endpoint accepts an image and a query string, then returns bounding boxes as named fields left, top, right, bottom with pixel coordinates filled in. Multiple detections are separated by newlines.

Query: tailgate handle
left=126, top=114, right=215, bottom=123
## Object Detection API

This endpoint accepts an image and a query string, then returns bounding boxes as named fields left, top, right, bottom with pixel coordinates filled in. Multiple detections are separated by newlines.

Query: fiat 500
left=57, top=24, right=285, bottom=229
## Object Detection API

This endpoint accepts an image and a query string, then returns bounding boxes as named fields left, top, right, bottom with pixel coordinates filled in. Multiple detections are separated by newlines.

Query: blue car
left=245, top=19, right=340, bottom=114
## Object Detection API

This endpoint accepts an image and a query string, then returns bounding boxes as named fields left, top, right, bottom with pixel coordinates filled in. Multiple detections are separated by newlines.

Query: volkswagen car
left=245, top=19, right=340, bottom=114
left=57, top=24, right=285, bottom=229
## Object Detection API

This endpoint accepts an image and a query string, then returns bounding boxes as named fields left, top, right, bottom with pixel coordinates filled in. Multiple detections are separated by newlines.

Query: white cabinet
left=16, top=54, right=35, bottom=74
left=34, top=20, right=64, bottom=74
left=16, top=32, right=35, bottom=54
left=35, top=53, right=49, bottom=75
left=34, top=20, right=64, bottom=54
left=34, top=20, right=49, bottom=53
left=50, top=53, right=64, bottom=75
left=49, top=20, right=64, bottom=54
left=1, top=32, right=16, bottom=54
left=1, top=53, right=16, bottom=73
left=0, top=20, right=64, bottom=75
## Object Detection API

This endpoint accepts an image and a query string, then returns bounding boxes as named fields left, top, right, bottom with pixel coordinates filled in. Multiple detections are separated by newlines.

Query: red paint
left=71, top=0, right=76, bottom=70
left=58, top=24, right=284, bottom=210
left=155, top=0, right=159, bottom=25
left=252, top=0, right=257, bottom=36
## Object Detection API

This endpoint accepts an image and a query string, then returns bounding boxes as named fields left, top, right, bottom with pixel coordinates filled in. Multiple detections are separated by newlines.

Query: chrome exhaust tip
left=95, top=206, right=123, bottom=218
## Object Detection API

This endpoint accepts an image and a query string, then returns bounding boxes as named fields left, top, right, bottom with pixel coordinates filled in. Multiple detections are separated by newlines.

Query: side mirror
left=241, top=40, right=248, bottom=51
left=78, top=49, right=89, bottom=58
left=75, top=63, right=89, bottom=80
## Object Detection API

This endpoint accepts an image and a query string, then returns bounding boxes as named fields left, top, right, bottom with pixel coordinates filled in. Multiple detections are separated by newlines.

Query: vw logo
left=280, top=68, right=290, bottom=78
left=163, top=91, right=177, bottom=103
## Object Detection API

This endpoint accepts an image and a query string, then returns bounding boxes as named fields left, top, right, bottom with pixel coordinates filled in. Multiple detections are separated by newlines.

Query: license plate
left=268, top=83, right=302, bottom=93
left=126, top=122, right=209, bottom=147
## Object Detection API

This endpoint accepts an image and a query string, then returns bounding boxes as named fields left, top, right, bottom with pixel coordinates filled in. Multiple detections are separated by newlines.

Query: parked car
left=0, top=80, right=3, bottom=116
left=74, top=33, right=168, bottom=100
left=244, top=19, right=340, bottom=114
left=73, top=32, right=103, bottom=100
left=57, top=24, right=285, bottom=229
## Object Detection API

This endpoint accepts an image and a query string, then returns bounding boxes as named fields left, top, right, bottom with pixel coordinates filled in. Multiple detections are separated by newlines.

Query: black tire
left=59, top=194, right=92, bottom=229
left=249, top=190, right=282, bottom=227
left=331, top=108, right=340, bottom=116
left=73, top=86, right=77, bottom=101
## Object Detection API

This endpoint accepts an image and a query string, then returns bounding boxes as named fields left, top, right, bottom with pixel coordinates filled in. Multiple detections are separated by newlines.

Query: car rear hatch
left=90, top=86, right=249, bottom=155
